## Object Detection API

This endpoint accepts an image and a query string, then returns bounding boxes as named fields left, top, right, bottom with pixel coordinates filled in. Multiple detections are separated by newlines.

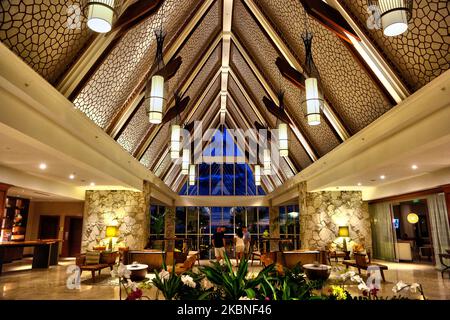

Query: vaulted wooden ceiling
left=1, top=0, right=448, bottom=193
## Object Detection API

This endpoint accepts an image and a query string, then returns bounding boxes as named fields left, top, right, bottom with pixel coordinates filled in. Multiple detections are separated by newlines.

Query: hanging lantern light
left=301, top=32, right=324, bottom=126
left=255, top=165, right=261, bottom=186
left=147, top=29, right=166, bottom=124
left=181, top=148, right=190, bottom=175
left=87, top=0, right=116, bottom=33
left=189, top=164, right=196, bottom=186
left=407, top=213, right=419, bottom=224
left=369, top=0, right=413, bottom=36
left=278, top=123, right=288, bottom=157
left=171, top=125, right=181, bottom=159
left=263, top=149, right=271, bottom=175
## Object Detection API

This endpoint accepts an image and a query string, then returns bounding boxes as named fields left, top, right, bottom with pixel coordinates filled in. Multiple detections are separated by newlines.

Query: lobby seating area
left=0, top=0, right=449, bottom=306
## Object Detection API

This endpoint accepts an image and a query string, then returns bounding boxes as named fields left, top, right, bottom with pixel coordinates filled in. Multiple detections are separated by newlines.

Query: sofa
left=76, top=251, right=118, bottom=282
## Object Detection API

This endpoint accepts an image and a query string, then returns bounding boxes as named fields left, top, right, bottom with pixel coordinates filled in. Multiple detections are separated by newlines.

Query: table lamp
left=338, top=226, right=350, bottom=252
left=106, top=225, right=118, bottom=251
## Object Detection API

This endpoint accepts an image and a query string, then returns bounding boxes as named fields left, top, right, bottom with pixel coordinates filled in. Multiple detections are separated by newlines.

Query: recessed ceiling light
left=69, top=174, right=75, bottom=180
left=39, top=163, right=47, bottom=170
left=357, top=182, right=362, bottom=186
left=380, top=175, right=386, bottom=180
left=411, top=164, right=418, bottom=170
left=90, top=182, right=95, bottom=186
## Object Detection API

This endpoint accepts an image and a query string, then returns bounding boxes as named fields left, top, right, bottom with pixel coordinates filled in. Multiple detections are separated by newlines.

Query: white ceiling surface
left=7, top=186, right=78, bottom=202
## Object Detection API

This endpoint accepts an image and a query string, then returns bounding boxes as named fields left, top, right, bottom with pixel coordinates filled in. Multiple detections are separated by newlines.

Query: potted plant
left=148, top=209, right=167, bottom=250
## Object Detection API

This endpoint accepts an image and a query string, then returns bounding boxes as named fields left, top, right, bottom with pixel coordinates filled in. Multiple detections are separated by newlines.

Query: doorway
left=62, top=216, right=83, bottom=257
left=392, top=199, right=434, bottom=263
left=38, top=215, right=60, bottom=239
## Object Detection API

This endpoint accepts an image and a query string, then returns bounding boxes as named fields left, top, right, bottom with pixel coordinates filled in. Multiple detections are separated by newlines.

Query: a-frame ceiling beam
left=229, top=37, right=319, bottom=162
left=220, top=0, right=234, bottom=123
left=134, top=35, right=222, bottom=160
left=241, top=0, right=350, bottom=141
left=326, top=0, right=410, bottom=102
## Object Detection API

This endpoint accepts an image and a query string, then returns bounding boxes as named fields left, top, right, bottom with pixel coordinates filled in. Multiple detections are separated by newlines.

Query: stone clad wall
left=81, top=183, right=151, bottom=251
left=299, top=191, right=372, bottom=251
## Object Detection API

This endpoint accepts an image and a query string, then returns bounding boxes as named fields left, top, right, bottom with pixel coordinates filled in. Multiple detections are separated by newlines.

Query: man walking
left=212, top=226, right=226, bottom=263
left=242, top=226, right=251, bottom=258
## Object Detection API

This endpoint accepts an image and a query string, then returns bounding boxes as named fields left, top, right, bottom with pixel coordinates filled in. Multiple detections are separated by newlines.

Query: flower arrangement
left=110, top=263, right=149, bottom=300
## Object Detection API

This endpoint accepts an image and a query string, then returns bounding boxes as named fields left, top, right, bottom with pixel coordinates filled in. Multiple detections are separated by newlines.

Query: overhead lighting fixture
left=254, top=165, right=261, bottom=186
left=263, top=149, right=271, bottom=175
left=301, top=32, right=324, bottom=126
left=288, top=211, right=299, bottom=218
left=86, top=0, right=116, bottom=33
left=357, top=182, right=362, bottom=186
left=189, top=165, right=196, bottom=186
left=39, top=163, right=47, bottom=170
left=411, top=164, right=418, bottom=170
left=90, top=182, right=96, bottom=187
left=369, top=0, right=413, bottom=37
left=278, top=123, right=288, bottom=157
left=170, top=124, right=181, bottom=159
left=181, top=148, right=190, bottom=175
left=380, top=175, right=386, bottom=180
left=147, top=29, right=166, bottom=124
left=69, top=174, right=75, bottom=180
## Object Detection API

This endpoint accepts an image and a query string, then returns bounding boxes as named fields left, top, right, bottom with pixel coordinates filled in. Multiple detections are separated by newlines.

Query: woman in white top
left=234, top=228, right=245, bottom=267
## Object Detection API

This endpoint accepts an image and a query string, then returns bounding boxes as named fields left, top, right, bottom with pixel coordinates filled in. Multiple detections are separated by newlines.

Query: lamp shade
left=148, top=75, right=165, bottom=124
left=376, top=0, right=412, bottom=36
left=106, top=225, right=118, bottom=238
left=87, top=0, right=115, bottom=33
left=407, top=213, right=419, bottom=224
left=181, top=148, right=190, bottom=175
left=305, top=77, right=321, bottom=126
left=278, top=123, right=288, bottom=157
left=338, top=226, right=349, bottom=237
left=254, top=165, right=261, bottom=186
left=189, top=164, right=196, bottom=186
left=171, top=124, right=181, bottom=159
left=263, top=149, right=271, bottom=175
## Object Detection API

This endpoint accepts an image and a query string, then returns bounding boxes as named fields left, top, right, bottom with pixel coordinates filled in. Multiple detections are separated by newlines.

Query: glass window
left=246, top=207, right=258, bottom=234
left=210, top=163, right=221, bottom=195
left=222, top=207, right=233, bottom=234
left=199, top=163, right=210, bottom=195
left=211, top=207, right=222, bottom=232
left=175, top=207, right=186, bottom=235
left=222, top=164, right=234, bottom=195
left=258, top=207, right=269, bottom=235
left=235, top=164, right=246, bottom=195
left=187, top=207, right=197, bottom=234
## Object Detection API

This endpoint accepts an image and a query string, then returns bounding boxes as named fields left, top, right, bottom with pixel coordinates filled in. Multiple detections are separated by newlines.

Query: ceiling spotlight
left=90, top=182, right=96, bottom=187
left=357, top=182, right=362, bottom=186
left=69, top=174, right=75, bottom=180
left=380, top=175, right=386, bottom=180
left=411, top=164, right=418, bottom=170
left=39, top=163, right=47, bottom=170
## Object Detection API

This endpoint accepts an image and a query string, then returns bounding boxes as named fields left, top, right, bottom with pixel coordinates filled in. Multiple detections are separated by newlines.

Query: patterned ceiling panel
left=72, top=0, right=198, bottom=129
left=0, top=0, right=92, bottom=84
left=289, top=136, right=313, bottom=170
left=190, top=76, right=221, bottom=123
left=230, top=37, right=339, bottom=157
left=340, top=0, right=449, bottom=92
left=139, top=122, right=170, bottom=168
left=228, top=76, right=263, bottom=129
left=116, top=99, right=149, bottom=154
left=252, top=0, right=393, bottom=134
left=155, top=151, right=171, bottom=177
left=163, top=1, right=222, bottom=105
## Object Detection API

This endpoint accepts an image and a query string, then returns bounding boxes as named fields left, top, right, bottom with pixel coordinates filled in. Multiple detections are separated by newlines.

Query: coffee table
left=126, top=263, right=148, bottom=281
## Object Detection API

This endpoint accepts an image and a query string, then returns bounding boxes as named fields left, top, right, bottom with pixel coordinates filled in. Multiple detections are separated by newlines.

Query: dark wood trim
left=112, top=0, right=164, bottom=32
left=38, top=215, right=61, bottom=240
left=299, top=0, right=360, bottom=43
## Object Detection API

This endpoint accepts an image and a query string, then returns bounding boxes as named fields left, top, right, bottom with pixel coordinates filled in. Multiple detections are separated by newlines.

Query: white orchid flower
left=111, top=263, right=130, bottom=279
left=181, top=275, right=196, bottom=288
left=351, top=275, right=363, bottom=283
left=410, top=283, right=420, bottom=293
left=126, top=279, right=139, bottom=292
left=239, top=296, right=256, bottom=300
left=358, top=282, right=369, bottom=292
left=392, top=280, right=408, bottom=293
left=158, top=270, right=170, bottom=282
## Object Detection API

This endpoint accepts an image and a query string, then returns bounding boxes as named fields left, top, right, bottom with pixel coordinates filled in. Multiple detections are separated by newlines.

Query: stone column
left=269, top=206, right=280, bottom=252
left=298, top=182, right=307, bottom=249
left=164, top=206, right=175, bottom=252
left=81, top=184, right=152, bottom=252
left=142, top=181, right=152, bottom=248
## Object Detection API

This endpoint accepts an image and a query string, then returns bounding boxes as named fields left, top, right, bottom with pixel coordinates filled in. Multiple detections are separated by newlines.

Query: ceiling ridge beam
left=327, top=0, right=410, bottom=102
left=220, top=0, right=235, bottom=123
left=241, top=0, right=351, bottom=141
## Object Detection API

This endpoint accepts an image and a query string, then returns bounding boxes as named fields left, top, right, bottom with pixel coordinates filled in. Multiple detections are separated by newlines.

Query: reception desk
left=0, top=239, right=61, bottom=275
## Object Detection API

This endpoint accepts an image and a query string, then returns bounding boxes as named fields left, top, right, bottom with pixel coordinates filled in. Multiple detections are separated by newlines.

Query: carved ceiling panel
left=340, top=0, right=449, bottom=92
left=190, top=76, right=221, bottom=123
left=139, top=122, right=170, bottom=168
left=0, top=0, right=92, bottom=84
left=116, top=99, right=148, bottom=154
left=254, top=0, right=393, bottom=134
left=72, top=0, right=199, bottom=129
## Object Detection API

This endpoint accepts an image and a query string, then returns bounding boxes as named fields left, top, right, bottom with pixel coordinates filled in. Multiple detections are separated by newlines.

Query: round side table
left=126, top=263, right=148, bottom=281
left=302, top=263, right=332, bottom=281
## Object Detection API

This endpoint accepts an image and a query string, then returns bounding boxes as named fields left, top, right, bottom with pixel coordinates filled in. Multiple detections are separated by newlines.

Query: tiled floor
left=0, top=258, right=448, bottom=300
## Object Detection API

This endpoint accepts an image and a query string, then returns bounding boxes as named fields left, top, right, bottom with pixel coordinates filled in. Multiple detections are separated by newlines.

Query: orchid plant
left=110, top=262, right=149, bottom=300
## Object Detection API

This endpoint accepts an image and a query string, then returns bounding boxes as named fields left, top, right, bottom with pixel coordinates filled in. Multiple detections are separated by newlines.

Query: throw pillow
left=86, top=251, right=101, bottom=265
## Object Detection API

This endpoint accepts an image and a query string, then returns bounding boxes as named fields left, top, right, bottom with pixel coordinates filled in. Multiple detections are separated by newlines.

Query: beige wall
left=24, top=201, right=84, bottom=254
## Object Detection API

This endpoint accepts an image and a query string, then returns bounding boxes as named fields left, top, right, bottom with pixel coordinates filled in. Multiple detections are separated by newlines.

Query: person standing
left=242, top=226, right=251, bottom=258
left=234, top=228, right=245, bottom=267
left=212, top=226, right=226, bottom=263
